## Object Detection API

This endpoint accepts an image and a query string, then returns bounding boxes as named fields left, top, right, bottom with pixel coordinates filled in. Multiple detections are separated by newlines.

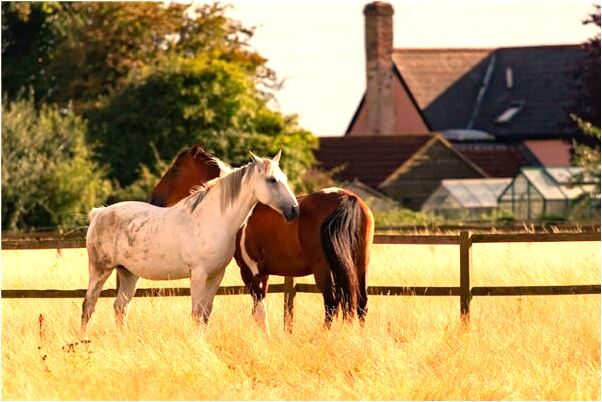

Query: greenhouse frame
left=497, top=167, right=600, bottom=220
left=422, top=178, right=512, bottom=220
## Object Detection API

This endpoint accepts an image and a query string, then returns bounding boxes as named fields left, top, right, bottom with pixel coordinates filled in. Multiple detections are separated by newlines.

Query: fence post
left=459, top=230, right=472, bottom=321
left=283, top=276, right=296, bottom=332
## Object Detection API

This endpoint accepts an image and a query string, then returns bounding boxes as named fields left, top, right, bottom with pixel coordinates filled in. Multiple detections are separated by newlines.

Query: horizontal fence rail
left=3, top=222, right=599, bottom=239
left=13, top=232, right=600, bottom=250
left=470, top=232, right=601, bottom=243
left=378, top=222, right=601, bottom=232
left=472, top=285, right=601, bottom=296
left=1, top=285, right=463, bottom=299
left=2, top=230, right=600, bottom=327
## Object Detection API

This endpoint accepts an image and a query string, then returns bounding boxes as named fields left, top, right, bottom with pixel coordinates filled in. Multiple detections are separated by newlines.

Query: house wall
left=348, top=72, right=430, bottom=136
left=379, top=141, right=484, bottom=209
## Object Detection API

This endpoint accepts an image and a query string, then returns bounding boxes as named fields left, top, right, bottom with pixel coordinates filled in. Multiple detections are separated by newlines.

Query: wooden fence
left=2, top=231, right=600, bottom=328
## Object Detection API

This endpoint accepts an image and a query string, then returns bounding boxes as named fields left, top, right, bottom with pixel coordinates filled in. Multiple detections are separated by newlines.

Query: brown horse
left=150, top=145, right=230, bottom=207
left=150, top=146, right=375, bottom=329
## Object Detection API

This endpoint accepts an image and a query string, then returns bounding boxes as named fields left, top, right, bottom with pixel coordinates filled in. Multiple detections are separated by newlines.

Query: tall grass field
left=2, top=241, right=600, bottom=400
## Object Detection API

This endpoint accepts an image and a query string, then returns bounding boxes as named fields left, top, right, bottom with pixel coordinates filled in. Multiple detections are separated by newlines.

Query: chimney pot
left=363, top=1, right=394, bottom=17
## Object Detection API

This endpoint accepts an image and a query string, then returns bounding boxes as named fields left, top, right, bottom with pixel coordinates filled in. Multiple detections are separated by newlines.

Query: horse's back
left=88, top=201, right=160, bottom=227
left=298, top=188, right=374, bottom=268
left=236, top=188, right=375, bottom=276
left=85, top=201, right=197, bottom=279
left=86, top=201, right=169, bottom=247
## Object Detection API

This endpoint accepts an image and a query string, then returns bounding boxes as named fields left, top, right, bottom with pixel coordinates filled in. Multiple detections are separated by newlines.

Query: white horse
left=81, top=152, right=298, bottom=337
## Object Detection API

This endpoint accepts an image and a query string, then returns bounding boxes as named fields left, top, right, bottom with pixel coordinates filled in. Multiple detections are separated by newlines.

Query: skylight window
left=495, top=100, right=524, bottom=124
left=505, top=67, right=513, bottom=89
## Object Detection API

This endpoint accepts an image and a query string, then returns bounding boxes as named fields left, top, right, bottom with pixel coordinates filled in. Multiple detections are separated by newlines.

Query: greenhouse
left=497, top=167, right=600, bottom=220
left=422, top=178, right=512, bottom=220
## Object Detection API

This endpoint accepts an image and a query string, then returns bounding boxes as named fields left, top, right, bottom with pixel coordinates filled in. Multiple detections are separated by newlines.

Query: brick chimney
left=364, top=1, right=394, bottom=135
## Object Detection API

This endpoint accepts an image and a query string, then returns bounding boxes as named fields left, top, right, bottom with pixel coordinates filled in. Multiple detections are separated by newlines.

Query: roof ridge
left=442, top=177, right=512, bottom=183
left=320, top=134, right=434, bottom=140
left=394, top=47, right=492, bottom=52
left=393, top=43, right=581, bottom=53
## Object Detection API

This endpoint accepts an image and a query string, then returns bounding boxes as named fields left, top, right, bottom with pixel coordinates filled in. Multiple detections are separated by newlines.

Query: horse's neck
left=190, top=172, right=257, bottom=237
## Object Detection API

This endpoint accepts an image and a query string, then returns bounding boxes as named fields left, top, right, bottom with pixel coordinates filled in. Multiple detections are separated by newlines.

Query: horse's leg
left=357, top=273, right=368, bottom=325
left=80, top=262, right=114, bottom=339
left=114, top=266, right=139, bottom=329
left=190, top=268, right=226, bottom=325
left=251, top=275, right=270, bottom=334
left=313, top=267, right=339, bottom=329
left=240, top=263, right=270, bottom=333
left=356, top=220, right=373, bottom=325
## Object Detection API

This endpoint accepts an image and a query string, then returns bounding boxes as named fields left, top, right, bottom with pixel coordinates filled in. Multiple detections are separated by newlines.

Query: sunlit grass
left=2, top=240, right=600, bottom=400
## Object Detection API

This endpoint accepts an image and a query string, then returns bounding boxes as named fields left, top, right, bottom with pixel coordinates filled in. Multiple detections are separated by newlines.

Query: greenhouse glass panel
left=523, top=169, right=565, bottom=200
left=513, top=174, right=528, bottom=194
left=530, top=199, right=544, bottom=217
left=545, top=200, right=568, bottom=216
left=516, top=194, right=530, bottom=220
left=546, top=167, right=583, bottom=184
left=498, top=184, right=515, bottom=202
left=446, top=183, right=479, bottom=207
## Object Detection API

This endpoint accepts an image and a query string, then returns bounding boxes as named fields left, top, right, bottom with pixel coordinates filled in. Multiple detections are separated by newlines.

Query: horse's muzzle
left=283, top=204, right=299, bottom=222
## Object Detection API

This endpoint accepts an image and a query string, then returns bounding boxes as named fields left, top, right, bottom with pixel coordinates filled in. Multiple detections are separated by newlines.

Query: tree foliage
left=1, top=2, right=63, bottom=103
left=1, top=97, right=112, bottom=230
left=571, top=115, right=601, bottom=180
left=2, top=2, right=319, bottom=223
left=570, top=5, right=601, bottom=129
left=2, top=2, right=275, bottom=114
left=88, top=55, right=316, bottom=191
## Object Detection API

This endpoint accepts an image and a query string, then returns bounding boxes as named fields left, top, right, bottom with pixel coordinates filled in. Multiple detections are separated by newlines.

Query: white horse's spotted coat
left=321, top=187, right=343, bottom=194
left=239, top=222, right=260, bottom=276
left=81, top=155, right=298, bottom=337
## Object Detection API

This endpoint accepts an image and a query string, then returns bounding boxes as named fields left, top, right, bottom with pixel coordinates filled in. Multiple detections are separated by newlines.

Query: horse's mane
left=168, top=145, right=231, bottom=177
left=187, top=161, right=256, bottom=212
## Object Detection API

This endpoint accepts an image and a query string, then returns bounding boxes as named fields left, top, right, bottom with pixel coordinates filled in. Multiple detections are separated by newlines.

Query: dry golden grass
left=2, top=241, right=600, bottom=400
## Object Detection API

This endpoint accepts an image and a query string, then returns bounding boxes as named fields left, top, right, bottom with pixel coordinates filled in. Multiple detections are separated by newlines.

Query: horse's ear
left=249, top=151, right=262, bottom=163
left=272, top=150, right=282, bottom=163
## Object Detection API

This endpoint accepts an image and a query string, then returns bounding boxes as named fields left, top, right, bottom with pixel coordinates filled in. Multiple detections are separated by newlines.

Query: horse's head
left=249, top=151, right=299, bottom=222
left=150, top=145, right=226, bottom=207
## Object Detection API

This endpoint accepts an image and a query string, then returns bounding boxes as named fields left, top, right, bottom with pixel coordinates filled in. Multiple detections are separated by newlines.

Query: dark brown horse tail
left=320, top=194, right=361, bottom=320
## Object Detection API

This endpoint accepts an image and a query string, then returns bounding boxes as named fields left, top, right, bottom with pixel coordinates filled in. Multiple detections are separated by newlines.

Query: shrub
left=1, top=96, right=112, bottom=230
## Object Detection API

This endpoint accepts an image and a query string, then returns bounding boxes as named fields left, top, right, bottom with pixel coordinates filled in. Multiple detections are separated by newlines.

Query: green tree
left=1, top=2, right=65, bottom=103
left=2, top=2, right=274, bottom=114
left=88, top=55, right=316, bottom=192
left=3, top=2, right=317, bottom=205
left=569, top=115, right=600, bottom=220
left=570, top=5, right=600, bottom=128
left=1, top=97, right=112, bottom=230
left=571, top=115, right=601, bottom=180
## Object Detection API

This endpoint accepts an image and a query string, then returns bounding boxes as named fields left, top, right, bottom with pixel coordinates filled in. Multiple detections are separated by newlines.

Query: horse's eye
left=267, top=177, right=277, bottom=184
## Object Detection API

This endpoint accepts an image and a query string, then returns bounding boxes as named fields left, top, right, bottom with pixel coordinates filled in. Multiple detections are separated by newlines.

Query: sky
left=225, top=0, right=598, bottom=136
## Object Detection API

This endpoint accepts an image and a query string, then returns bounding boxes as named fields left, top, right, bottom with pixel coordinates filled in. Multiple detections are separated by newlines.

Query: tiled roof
left=393, top=48, right=491, bottom=130
left=454, top=143, right=537, bottom=178
left=392, top=45, right=584, bottom=139
left=524, top=139, right=573, bottom=167
left=315, top=135, right=433, bottom=188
